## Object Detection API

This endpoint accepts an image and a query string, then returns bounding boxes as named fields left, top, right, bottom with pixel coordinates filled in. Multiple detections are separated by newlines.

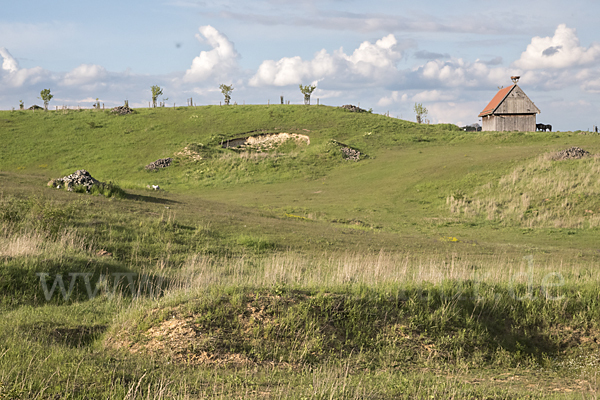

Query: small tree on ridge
left=414, top=102, right=428, bottom=124
left=39, top=89, right=53, bottom=111
left=219, top=84, right=233, bottom=105
left=299, top=84, right=316, bottom=105
left=151, top=85, right=163, bottom=108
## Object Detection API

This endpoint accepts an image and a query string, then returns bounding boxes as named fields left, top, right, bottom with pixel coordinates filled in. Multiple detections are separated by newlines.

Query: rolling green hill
left=2, top=105, right=600, bottom=252
left=1, top=105, right=599, bottom=399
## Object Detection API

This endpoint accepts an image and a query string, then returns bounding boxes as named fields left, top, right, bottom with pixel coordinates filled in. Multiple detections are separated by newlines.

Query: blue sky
left=1, top=0, right=599, bottom=130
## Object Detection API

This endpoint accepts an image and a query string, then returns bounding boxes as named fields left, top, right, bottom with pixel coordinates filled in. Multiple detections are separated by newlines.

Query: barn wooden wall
left=482, top=115, right=536, bottom=132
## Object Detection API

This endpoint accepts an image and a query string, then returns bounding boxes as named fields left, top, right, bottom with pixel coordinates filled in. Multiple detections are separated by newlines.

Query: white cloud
left=313, top=88, right=343, bottom=99
left=415, top=50, right=450, bottom=60
left=0, top=47, right=19, bottom=73
left=420, top=59, right=492, bottom=87
left=413, top=56, right=525, bottom=90
left=407, top=26, right=600, bottom=92
left=549, top=99, right=592, bottom=108
left=183, top=25, right=240, bottom=82
left=412, top=90, right=455, bottom=102
left=342, top=34, right=400, bottom=76
left=76, top=97, right=103, bottom=104
left=0, top=47, right=50, bottom=88
left=377, top=91, right=407, bottom=107
left=427, top=101, right=482, bottom=126
left=249, top=50, right=338, bottom=87
left=514, top=24, right=600, bottom=70
left=9, top=67, right=49, bottom=87
left=480, top=56, right=503, bottom=66
left=62, top=64, right=108, bottom=86
left=249, top=34, right=402, bottom=87
left=377, top=89, right=471, bottom=124
left=580, top=73, right=600, bottom=93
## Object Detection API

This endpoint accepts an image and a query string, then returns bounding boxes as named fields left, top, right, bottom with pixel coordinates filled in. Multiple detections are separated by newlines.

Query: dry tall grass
left=0, top=226, right=91, bottom=258
left=447, top=153, right=600, bottom=228
left=168, top=251, right=599, bottom=294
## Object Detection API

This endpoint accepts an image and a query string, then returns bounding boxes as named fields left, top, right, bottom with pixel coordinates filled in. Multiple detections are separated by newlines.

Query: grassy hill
left=1, top=105, right=599, bottom=398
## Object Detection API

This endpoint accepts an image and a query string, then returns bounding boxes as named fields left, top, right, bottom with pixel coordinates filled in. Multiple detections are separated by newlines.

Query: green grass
left=448, top=152, right=600, bottom=228
left=1, top=106, right=600, bottom=398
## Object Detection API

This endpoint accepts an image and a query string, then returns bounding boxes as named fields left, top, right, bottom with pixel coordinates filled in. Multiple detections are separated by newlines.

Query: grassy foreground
left=1, top=105, right=600, bottom=398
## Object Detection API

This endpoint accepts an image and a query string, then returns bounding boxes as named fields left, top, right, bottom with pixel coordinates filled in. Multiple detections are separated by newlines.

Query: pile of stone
left=28, top=105, right=43, bottom=110
left=111, top=105, right=133, bottom=115
left=48, top=170, right=100, bottom=192
left=341, top=147, right=361, bottom=161
left=340, top=104, right=366, bottom=113
left=553, top=146, right=590, bottom=160
left=145, top=158, right=172, bottom=171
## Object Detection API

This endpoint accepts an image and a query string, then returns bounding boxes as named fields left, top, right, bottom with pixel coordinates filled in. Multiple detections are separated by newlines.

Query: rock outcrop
left=340, top=146, right=361, bottom=161
left=48, top=170, right=100, bottom=192
left=553, top=147, right=590, bottom=160
left=145, top=158, right=172, bottom=171
left=111, top=105, right=133, bottom=115
left=340, top=104, right=366, bottom=113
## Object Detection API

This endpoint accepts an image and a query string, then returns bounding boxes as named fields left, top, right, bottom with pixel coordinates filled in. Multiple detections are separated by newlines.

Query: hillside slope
left=2, top=106, right=600, bottom=250
left=2, top=106, right=600, bottom=398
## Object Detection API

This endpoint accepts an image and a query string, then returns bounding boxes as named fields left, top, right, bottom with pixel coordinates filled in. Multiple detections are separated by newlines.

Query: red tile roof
left=478, top=85, right=515, bottom=117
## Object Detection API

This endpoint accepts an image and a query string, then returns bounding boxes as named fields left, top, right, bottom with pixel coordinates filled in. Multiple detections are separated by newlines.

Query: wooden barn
left=478, top=78, right=540, bottom=132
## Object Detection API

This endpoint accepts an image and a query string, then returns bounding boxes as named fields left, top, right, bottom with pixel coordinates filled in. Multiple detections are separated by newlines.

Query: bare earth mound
left=106, top=293, right=309, bottom=367
left=131, top=315, right=253, bottom=366
left=223, top=132, right=310, bottom=151
left=174, top=145, right=203, bottom=161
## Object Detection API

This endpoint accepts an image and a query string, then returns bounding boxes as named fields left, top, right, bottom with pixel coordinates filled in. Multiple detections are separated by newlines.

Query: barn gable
left=478, top=85, right=540, bottom=117
left=478, top=85, right=514, bottom=117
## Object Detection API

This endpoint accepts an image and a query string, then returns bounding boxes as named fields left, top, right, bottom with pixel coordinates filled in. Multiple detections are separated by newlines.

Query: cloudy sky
left=1, top=0, right=599, bottom=130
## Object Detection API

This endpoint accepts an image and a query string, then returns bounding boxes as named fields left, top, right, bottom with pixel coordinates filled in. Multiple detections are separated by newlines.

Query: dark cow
left=536, top=123, right=552, bottom=132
